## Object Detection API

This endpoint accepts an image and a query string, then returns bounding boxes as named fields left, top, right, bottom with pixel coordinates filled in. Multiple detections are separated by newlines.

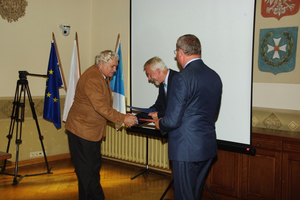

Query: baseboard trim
left=2, top=153, right=172, bottom=175
left=2, top=153, right=71, bottom=169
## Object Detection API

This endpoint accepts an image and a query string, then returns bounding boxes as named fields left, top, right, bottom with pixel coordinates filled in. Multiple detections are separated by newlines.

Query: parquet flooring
left=0, top=158, right=215, bottom=200
left=0, top=158, right=175, bottom=200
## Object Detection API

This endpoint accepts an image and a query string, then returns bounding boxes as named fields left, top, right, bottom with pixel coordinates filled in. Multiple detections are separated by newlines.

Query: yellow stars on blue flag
left=43, top=42, right=63, bottom=129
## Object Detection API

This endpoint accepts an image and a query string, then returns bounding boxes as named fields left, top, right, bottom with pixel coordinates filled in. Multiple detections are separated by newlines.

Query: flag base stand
left=0, top=71, right=52, bottom=185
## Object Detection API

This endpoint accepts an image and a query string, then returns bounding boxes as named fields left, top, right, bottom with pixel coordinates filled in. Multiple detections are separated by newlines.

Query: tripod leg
left=160, top=179, right=173, bottom=200
left=131, top=136, right=149, bottom=180
left=130, top=169, right=148, bottom=180
left=25, top=84, right=52, bottom=174
left=204, top=183, right=219, bottom=200
left=12, top=83, right=26, bottom=185
left=131, top=136, right=168, bottom=180
left=1, top=84, right=20, bottom=174
left=13, top=140, right=23, bottom=185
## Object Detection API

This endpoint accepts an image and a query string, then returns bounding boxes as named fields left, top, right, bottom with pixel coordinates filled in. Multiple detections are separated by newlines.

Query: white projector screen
left=131, top=0, right=256, bottom=154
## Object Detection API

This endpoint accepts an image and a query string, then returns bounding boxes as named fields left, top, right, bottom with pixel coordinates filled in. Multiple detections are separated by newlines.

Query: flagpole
left=112, top=33, right=127, bottom=129
left=75, top=32, right=82, bottom=76
left=114, top=33, right=120, bottom=52
left=52, top=32, right=67, bottom=92
left=113, top=33, right=128, bottom=114
left=109, top=33, right=121, bottom=83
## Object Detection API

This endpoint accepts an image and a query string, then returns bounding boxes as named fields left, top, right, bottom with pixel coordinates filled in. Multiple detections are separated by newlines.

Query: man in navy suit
left=155, top=34, right=223, bottom=200
left=136, top=56, right=178, bottom=122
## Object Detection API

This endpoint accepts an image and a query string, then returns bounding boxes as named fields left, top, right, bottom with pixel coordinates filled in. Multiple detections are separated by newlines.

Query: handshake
left=124, top=113, right=138, bottom=127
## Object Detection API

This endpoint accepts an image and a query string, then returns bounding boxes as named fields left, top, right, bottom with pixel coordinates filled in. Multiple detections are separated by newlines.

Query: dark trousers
left=172, top=159, right=212, bottom=200
left=68, top=131, right=105, bottom=200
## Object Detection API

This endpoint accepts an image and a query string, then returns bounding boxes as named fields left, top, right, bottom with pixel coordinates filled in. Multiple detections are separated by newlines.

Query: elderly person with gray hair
left=135, top=56, right=178, bottom=123
left=66, top=50, right=137, bottom=200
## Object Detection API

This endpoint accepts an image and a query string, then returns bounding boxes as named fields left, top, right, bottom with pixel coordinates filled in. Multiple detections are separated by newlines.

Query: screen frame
left=129, top=0, right=257, bottom=155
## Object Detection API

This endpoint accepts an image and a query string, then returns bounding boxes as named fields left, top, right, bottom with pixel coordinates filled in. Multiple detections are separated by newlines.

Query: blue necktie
left=164, top=83, right=167, bottom=97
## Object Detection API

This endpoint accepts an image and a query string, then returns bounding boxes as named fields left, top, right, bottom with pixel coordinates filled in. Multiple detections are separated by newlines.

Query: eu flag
left=43, top=41, right=63, bottom=129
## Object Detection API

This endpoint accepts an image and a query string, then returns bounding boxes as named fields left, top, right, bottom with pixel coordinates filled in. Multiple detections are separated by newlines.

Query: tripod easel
left=131, top=135, right=169, bottom=180
left=0, top=71, right=52, bottom=185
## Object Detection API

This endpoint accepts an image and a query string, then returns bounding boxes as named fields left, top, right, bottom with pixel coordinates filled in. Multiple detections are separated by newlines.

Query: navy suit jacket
left=136, top=69, right=178, bottom=122
left=159, top=59, right=222, bottom=162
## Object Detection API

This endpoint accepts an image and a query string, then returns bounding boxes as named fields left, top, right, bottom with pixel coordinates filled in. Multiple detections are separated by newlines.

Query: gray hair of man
left=176, top=34, right=202, bottom=56
left=143, top=56, right=168, bottom=72
left=95, top=50, right=119, bottom=65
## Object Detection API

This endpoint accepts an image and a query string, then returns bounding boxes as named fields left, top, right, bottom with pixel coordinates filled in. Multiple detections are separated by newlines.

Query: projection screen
left=130, top=0, right=256, bottom=154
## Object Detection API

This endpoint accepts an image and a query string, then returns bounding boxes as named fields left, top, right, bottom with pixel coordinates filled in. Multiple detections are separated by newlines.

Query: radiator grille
left=101, top=125, right=170, bottom=170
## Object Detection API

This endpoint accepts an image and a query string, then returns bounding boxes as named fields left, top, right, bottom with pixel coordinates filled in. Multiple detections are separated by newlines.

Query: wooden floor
left=0, top=158, right=215, bottom=200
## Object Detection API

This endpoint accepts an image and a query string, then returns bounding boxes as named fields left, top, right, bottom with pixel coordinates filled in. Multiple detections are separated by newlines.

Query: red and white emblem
left=261, top=0, right=300, bottom=20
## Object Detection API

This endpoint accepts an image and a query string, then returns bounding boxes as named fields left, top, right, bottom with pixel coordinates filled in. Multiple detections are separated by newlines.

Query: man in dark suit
left=136, top=56, right=178, bottom=122
left=155, top=34, right=223, bottom=200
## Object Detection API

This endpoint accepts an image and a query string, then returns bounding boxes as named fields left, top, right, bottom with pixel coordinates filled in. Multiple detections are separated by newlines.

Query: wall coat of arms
left=261, top=0, right=300, bottom=20
left=258, top=27, right=298, bottom=75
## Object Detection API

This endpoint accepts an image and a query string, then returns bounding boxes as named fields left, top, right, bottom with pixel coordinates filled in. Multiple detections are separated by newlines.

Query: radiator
left=101, top=125, right=170, bottom=170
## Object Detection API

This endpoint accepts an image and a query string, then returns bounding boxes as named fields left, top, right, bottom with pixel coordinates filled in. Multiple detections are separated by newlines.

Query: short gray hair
left=143, top=56, right=168, bottom=72
left=176, top=34, right=201, bottom=56
left=95, top=50, right=119, bottom=65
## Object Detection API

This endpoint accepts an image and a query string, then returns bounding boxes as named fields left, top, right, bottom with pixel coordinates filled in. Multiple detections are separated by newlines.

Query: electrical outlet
left=30, top=151, right=44, bottom=157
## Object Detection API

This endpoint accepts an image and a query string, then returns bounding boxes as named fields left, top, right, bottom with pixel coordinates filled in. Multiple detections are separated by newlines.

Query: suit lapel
left=97, top=66, right=112, bottom=104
